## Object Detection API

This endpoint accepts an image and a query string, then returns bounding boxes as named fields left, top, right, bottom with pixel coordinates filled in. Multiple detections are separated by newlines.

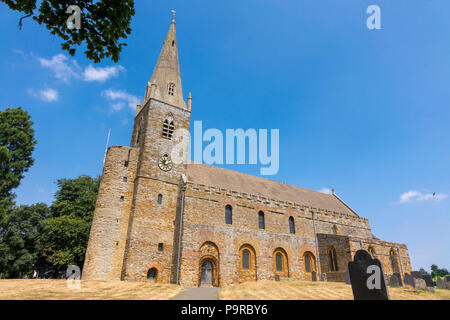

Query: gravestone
left=436, top=278, right=448, bottom=289
left=275, top=275, right=280, bottom=282
left=344, top=271, right=351, bottom=285
left=311, top=271, right=317, bottom=282
left=411, top=271, right=422, bottom=279
left=422, top=274, right=434, bottom=287
left=426, top=287, right=435, bottom=292
left=393, top=273, right=403, bottom=286
left=414, top=278, right=426, bottom=290
left=388, top=274, right=401, bottom=288
left=404, top=274, right=415, bottom=288
left=446, top=277, right=450, bottom=282
left=348, top=249, right=389, bottom=300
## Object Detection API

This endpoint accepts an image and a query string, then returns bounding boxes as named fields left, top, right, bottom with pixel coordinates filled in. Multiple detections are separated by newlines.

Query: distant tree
left=0, top=203, right=50, bottom=279
left=1, top=0, right=135, bottom=63
left=419, top=268, right=430, bottom=276
left=431, top=264, right=449, bottom=280
left=0, top=107, right=36, bottom=222
left=39, top=175, right=99, bottom=276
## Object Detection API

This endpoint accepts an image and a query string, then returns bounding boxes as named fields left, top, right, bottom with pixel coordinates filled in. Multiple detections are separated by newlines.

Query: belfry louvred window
left=162, top=117, right=175, bottom=139
left=168, top=83, right=175, bottom=96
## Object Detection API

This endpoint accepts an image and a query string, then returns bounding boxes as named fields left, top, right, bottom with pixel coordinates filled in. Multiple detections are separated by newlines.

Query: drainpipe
left=311, top=211, right=322, bottom=280
left=176, top=188, right=186, bottom=285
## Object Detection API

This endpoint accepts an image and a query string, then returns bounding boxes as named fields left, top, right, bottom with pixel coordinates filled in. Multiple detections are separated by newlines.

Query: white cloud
left=398, top=190, right=448, bottom=204
left=102, top=89, right=139, bottom=113
left=83, top=65, right=125, bottom=82
left=38, top=54, right=80, bottom=83
left=37, top=54, right=125, bottom=83
left=12, top=49, right=27, bottom=59
left=318, top=188, right=333, bottom=195
left=28, top=88, right=59, bottom=102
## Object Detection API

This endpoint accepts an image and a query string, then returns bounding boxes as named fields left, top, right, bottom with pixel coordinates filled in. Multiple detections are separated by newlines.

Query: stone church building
left=82, top=18, right=412, bottom=287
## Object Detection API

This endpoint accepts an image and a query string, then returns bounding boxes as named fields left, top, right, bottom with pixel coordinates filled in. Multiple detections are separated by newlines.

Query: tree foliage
left=0, top=107, right=36, bottom=222
left=2, top=0, right=135, bottom=63
left=39, top=175, right=100, bottom=276
left=431, top=264, right=449, bottom=280
left=0, top=203, right=50, bottom=279
left=0, top=175, right=99, bottom=279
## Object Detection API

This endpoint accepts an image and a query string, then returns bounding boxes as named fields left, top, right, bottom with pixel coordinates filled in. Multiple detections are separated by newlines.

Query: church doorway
left=147, top=268, right=157, bottom=282
left=200, top=260, right=213, bottom=286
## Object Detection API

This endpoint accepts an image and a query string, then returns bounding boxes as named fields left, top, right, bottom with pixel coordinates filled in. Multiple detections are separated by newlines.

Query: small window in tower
left=158, top=243, right=164, bottom=252
left=332, top=225, right=337, bottom=235
left=120, top=196, right=124, bottom=202
left=124, top=161, right=129, bottom=167
left=162, top=116, right=175, bottom=140
left=168, top=83, right=175, bottom=96
left=172, top=40, right=175, bottom=47
left=123, top=177, right=128, bottom=183
left=158, top=194, right=163, bottom=205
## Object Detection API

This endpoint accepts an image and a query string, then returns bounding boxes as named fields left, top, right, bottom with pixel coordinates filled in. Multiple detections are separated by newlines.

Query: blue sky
left=1, top=0, right=449, bottom=271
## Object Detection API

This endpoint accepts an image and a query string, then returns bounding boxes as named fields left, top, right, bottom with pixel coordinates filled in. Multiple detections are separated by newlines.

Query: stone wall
left=82, top=145, right=138, bottom=280
left=119, top=98, right=190, bottom=283
left=176, top=182, right=396, bottom=287
left=349, top=238, right=411, bottom=280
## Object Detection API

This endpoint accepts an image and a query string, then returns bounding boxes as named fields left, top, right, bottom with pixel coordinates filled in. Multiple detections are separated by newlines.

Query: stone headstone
left=404, top=274, right=415, bottom=288
left=275, top=275, right=280, bottom=282
left=344, top=271, right=351, bottom=285
left=426, top=287, right=435, bottom=292
left=446, top=277, right=450, bottom=282
left=393, top=273, right=403, bottom=286
left=422, top=274, right=434, bottom=287
left=414, top=278, right=426, bottom=290
left=411, top=271, right=422, bottom=279
left=311, top=271, right=317, bottom=282
left=388, top=274, right=401, bottom=288
left=348, top=249, right=389, bottom=300
left=436, top=278, right=448, bottom=289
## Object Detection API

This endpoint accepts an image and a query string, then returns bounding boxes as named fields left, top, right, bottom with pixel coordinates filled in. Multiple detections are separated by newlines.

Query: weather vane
left=171, top=9, right=176, bottom=22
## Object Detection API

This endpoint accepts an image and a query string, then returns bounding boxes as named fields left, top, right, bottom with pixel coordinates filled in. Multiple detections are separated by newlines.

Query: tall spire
left=145, top=12, right=186, bottom=109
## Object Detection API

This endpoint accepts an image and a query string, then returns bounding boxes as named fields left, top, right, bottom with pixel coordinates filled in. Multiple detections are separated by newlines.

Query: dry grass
left=0, top=280, right=183, bottom=300
left=219, top=280, right=450, bottom=300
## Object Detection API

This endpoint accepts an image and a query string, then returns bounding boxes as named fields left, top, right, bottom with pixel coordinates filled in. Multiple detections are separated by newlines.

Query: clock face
left=158, top=154, right=173, bottom=172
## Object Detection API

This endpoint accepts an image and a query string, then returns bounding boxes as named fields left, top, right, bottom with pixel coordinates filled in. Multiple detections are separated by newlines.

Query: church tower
left=83, top=16, right=191, bottom=282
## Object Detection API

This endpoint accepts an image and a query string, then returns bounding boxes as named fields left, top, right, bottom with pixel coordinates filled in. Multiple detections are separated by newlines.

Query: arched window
left=289, top=216, right=295, bottom=234
left=332, top=225, right=337, bottom=235
left=258, top=211, right=265, bottom=229
left=273, top=248, right=288, bottom=276
left=168, top=83, right=175, bottom=96
left=225, top=205, right=232, bottom=225
left=162, top=116, right=175, bottom=139
left=328, top=246, right=338, bottom=272
left=275, top=253, right=283, bottom=272
left=304, top=252, right=316, bottom=273
left=368, top=246, right=375, bottom=257
left=147, top=268, right=157, bottom=281
left=157, top=194, right=163, bottom=205
left=242, top=249, right=250, bottom=270
left=390, top=249, right=399, bottom=273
